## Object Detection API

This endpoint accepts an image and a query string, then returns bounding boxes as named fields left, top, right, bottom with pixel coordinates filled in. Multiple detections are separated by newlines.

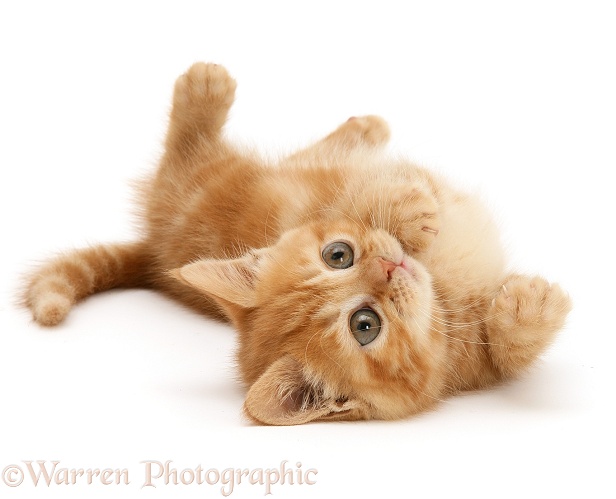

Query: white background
left=1, top=1, right=614, bottom=498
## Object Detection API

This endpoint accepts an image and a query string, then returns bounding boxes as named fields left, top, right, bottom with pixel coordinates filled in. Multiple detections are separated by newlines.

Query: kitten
left=24, top=63, right=572, bottom=425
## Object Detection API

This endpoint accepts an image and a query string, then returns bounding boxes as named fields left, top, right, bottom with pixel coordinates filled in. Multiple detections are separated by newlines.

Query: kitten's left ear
left=170, top=251, right=266, bottom=318
left=244, top=355, right=359, bottom=425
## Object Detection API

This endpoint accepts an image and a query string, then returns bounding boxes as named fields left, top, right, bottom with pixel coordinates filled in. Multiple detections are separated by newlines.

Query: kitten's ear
left=170, top=251, right=266, bottom=315
left=244, top=355, right=357, bottom=425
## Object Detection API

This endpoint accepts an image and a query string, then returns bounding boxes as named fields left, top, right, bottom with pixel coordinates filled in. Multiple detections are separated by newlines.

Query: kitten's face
left=175, top=222, right=445, bottom=425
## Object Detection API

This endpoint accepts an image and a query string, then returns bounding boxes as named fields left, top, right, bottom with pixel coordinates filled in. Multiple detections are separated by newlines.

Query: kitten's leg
left=486, top=275, right=572, bottom=377
left=165, top=62, right=237, bottom=155
left=320, top=115, right=391, bottom=149
left=286, top=116, right=390, bottom=162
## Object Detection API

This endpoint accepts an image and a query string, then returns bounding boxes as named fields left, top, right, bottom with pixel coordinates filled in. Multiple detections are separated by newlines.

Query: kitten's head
left=173, top=221, right=445, bottom=425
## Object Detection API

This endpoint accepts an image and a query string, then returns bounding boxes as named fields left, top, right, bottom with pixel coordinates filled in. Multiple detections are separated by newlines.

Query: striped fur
left=25, top=243, right=150, bottom=326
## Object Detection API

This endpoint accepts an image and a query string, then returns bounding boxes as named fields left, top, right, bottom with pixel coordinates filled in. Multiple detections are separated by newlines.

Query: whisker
left=318, top=328, right=344, bottom=372
left=303, top=328, right=322, bottom=366
left=413, top=305, right=506, bottom=347
left=309, top=207, right=364, bottom=232
left=346, top=192, right=368, bottom=232
left=263, top=202, right=274, bottom=247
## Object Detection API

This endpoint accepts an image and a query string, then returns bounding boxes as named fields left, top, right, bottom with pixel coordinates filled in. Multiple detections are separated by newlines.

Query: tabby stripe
left=25, top=242, right=150, bottom=326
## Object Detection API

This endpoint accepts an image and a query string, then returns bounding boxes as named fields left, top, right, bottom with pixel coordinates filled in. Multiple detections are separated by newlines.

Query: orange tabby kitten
left=24, top=63, right=572, bottom=425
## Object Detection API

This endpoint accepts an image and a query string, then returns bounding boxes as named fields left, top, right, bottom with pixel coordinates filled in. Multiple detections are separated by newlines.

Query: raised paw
left=392, top=185, right=441, bottom=253
left=174, top=63, right=236, bottom=109
left=166, top=63, right=237, bottom=150
left=487, top=275, right=572, bottom=376
left=326, top=115, right=391, bottom=148
left=343, top=115, right=390, bottom=146
left=491, top=275, right=571, bottom=331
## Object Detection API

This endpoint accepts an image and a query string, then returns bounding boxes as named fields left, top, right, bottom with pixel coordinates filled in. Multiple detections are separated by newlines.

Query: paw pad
left=490, top=275, right=571, bottom=330
left=173, top=62, right=237, bottom=110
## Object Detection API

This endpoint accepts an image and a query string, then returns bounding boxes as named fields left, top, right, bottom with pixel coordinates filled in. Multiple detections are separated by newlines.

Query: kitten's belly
left=421, top=193, right=505, bottom=288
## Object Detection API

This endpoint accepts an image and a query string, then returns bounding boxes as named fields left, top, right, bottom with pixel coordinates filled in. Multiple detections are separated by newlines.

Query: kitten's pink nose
left=377, top=257, right=398, bottom=281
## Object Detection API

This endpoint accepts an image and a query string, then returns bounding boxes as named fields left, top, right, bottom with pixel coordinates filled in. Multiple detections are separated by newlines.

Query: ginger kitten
left=24, top=63, right=572, bottom=425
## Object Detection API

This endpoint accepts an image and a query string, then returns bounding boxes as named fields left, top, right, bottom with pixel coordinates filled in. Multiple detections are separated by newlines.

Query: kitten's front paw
left=173, top=62, right=237, bottom=114
left=393, top=186, right=441, bottom=253
left=490, top=275, right=572, bottom=340
left=487, top=275, right=571, bottom=376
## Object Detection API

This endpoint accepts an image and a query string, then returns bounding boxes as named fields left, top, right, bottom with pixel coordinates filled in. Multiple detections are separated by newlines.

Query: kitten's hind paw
left=341, top=115, right=391, bottom=147
left=323, top=115, right=391, bottom=149
left=172, top=62, right=237, bottom=126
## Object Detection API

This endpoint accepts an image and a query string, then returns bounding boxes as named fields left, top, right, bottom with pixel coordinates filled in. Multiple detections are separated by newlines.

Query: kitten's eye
left=350, top=308, right=381, bottom=346
left=322, top=241, right=354, bottom=269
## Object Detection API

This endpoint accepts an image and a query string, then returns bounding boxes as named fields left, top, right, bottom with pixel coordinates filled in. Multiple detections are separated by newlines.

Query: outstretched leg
left=487, top=275, right=572, bottom=377
left=165, top=62, right=237, bottom=156
left=320, top=115, right=390, bottom=149
left=287, top=115, right=390, bottom=162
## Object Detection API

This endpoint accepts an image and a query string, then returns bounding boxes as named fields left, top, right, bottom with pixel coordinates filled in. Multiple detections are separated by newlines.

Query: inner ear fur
left=170, top=251, right=266, bottom=317
left=243, top=355, right=357, bottom=426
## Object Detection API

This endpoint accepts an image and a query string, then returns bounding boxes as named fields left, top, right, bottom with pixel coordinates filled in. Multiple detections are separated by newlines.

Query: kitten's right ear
left=169, top=251, right=267, bottom=318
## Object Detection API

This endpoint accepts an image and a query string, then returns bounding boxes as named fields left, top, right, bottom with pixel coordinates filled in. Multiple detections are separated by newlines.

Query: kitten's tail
left=24, top=242, right=151, bottom=326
